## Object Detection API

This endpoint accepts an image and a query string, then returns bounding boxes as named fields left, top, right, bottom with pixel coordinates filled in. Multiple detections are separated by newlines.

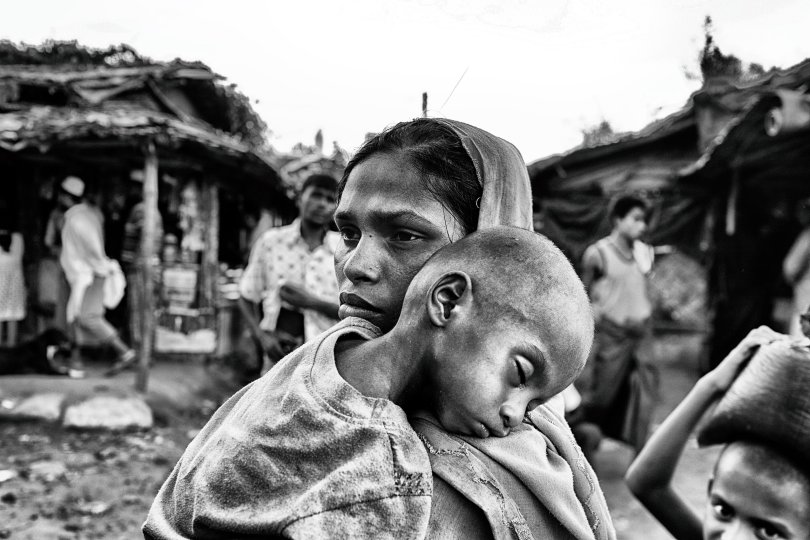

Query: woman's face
left=334, top=152, right=467, bottom=332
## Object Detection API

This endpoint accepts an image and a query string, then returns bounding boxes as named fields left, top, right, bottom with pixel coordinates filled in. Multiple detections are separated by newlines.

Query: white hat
left=61, top=176, right=85, bottom=198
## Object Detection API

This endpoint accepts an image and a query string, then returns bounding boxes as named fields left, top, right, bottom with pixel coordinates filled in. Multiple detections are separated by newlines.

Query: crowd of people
left=1, top=116, right=808, bottom=539
left=140, top=118, right=810, bottom=539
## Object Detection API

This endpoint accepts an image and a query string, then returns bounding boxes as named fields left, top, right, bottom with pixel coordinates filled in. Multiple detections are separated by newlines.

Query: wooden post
left=422, top=92, right=428, bottom=118
left=725, top=166, right=739, bottom=236
left=135, top=141, right=159, bottom=393
left=200, top=178, right=219, bottom=330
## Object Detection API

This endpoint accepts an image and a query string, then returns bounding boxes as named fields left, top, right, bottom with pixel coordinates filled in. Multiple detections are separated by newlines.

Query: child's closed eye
left=513, top=359, right=528, bottom=386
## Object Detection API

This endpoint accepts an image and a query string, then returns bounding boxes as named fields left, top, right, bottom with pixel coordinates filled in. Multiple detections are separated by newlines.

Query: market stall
left=0, top=56, right=295, bottom=390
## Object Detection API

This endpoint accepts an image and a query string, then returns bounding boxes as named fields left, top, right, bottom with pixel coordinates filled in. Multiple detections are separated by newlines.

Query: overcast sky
left=4, top=0, right=809, bottom=162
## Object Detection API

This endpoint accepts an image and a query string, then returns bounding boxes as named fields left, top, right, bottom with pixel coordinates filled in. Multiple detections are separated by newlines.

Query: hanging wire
left=439, top=66, right=470, bottom=113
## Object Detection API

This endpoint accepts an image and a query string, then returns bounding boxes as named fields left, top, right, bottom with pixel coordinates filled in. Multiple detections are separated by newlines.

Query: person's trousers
left=73, top=276, right=118, bottom=346
left=581, top=318, right=658, bottom=451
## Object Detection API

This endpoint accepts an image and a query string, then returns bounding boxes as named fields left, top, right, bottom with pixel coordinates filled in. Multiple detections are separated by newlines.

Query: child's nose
left=499, top=404, right=523, bottom=431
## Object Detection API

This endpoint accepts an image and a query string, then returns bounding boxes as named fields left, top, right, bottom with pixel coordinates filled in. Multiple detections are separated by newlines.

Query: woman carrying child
left=332, top=118, right=614, bottom=539
left=145, top=118, right=615, bottom=540
left=626, top=326, right=810, bottom=539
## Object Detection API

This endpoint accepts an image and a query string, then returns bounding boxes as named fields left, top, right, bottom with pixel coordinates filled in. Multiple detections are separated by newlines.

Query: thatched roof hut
left=529, top=58, right=810, bottom=365
left=0, top=46, right=293, bottom=389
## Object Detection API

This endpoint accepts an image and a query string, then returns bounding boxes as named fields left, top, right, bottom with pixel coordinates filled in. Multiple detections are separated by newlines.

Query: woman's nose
left=341, top=235, right=381, bottom=284
left=720, top=521, right=754, bottom=540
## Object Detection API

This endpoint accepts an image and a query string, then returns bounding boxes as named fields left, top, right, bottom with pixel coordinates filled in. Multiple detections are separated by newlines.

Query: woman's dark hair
left=339, top=118, right=482, bottom=234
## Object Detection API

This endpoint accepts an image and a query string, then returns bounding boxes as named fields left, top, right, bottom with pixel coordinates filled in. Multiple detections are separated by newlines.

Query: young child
left=625, top=327, right=810, bottom=540
left=579, top=194, right=656, bottom=452
left=143, top=226, right=594, bottom=539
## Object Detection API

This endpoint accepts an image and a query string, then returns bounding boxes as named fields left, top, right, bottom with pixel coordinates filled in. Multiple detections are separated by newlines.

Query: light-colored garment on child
left=589, top=237, right=653, bottom=327
left=143, top=318, right=432, bottom=540
left=0, top=232, right=25, bottom=321
left=413, top=405, right=615, bottom=540
left=783, top=228, right=810, bottom=337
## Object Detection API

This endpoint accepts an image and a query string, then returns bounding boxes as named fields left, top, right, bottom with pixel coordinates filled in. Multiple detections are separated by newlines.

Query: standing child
left=580, top=194, right=656, bottom=452
left=783, top=198, right=810, bottom=337
left=0, top=203, right=25, bottom=346
left=625, top=326, right=810, bottom=540
left=144, top=226, right=596, bottom=539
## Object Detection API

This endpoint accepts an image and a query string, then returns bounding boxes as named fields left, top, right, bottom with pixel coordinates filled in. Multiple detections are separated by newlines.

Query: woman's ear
left=427, top=271, right=472, bottom=327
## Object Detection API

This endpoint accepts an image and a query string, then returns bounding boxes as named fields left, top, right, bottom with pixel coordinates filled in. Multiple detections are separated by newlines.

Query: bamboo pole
left=201, top=179, right=219, bottom=311
left=135, top=141, right=159, bottom=393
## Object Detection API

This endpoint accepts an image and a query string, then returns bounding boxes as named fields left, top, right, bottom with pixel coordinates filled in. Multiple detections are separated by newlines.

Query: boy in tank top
left=579, top=194, right=656, bottom=452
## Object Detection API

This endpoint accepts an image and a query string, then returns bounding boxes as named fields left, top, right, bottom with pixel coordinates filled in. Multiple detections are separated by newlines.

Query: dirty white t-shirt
left=143, top=318, right=432, bottom=539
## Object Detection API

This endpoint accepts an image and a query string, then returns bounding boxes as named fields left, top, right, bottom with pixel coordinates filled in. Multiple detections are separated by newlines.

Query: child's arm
left=580, top=244, right=603, bottom=293
left=625, top=326, right=784, bottom=540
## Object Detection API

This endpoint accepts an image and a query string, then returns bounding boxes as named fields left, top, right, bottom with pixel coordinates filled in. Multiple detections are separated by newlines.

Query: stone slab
left=62, top=395, right=153, bottom=430
left=4, top=393, right=66, bottom=422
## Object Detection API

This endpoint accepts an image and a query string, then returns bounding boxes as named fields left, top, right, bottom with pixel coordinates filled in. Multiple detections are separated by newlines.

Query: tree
left=694, top=16, right=779, bottom=83
left=581, top=120, right=616, bottom=147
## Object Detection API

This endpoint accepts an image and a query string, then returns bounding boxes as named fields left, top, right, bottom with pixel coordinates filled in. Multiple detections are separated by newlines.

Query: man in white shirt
left=239, top=174, right=340, bottom=375
left=58, top=176, right=134, bottom=377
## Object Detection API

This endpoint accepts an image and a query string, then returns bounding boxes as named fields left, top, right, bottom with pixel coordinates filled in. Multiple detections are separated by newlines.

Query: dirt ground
left=0, top=332, right=708, bottom=540
left=0, top=417, right=206, bottom=540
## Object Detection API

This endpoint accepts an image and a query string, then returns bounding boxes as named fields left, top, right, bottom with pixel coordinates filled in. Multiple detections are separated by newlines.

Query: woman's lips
left=339, top=292, right=380, bottom=319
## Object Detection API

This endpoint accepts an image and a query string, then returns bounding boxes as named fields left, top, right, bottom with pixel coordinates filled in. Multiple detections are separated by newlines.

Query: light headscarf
left=434, top=119, right=534, bottom=231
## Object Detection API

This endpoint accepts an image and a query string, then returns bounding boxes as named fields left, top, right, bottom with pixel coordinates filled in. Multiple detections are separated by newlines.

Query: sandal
left=104, top=350, right=137, bottom=377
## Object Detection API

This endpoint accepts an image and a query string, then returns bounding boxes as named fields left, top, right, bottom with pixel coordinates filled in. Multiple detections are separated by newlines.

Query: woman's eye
left=513, top=359, right=527, bottom=386
left=756, top=524, right=785, bottom=540
left=391, top=231, right=420, bottom=242
left=340, top=228, right=360, bottom=242
left=711, top=502, right=734, bottom=521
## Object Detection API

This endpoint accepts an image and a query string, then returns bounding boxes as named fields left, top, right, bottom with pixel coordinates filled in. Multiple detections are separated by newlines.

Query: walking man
left=579, top=194, right=656, bottom=452
left=58, top=176, right=134, bottom=376
left=239, top=174, right=341, bottom=376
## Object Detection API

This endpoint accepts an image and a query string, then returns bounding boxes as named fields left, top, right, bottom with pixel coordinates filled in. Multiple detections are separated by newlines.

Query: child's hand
left=703, top=326, right=786, bottom=394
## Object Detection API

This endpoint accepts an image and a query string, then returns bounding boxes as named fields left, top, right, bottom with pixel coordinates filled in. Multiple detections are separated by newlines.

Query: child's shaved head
left=715, top=441, right=809, bottom=492
left=404, top=226, right=594, bottom=393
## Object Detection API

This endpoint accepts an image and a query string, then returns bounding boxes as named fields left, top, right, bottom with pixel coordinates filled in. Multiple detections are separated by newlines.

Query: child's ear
left=427, top=271, right=473, bottom=328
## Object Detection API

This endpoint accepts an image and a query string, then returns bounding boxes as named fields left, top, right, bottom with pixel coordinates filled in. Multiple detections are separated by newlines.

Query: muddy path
left=0, top=419, right=205, bottom=540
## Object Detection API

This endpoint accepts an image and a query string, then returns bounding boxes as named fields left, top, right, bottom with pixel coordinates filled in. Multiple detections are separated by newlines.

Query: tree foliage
left=697, top=17, right=779, bottom=82
left=212, top=83, right=269, bottom=150
left=581, top=120, right=615, bottom=147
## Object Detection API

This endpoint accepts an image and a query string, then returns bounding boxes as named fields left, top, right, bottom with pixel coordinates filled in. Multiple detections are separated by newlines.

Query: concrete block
left=62, top=395, right=153, bottom=431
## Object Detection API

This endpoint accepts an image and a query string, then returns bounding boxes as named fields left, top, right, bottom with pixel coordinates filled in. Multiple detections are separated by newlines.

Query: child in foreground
left=143, top=226, right=594, bottom=539
left=625, top=327, right=810, bottom=540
